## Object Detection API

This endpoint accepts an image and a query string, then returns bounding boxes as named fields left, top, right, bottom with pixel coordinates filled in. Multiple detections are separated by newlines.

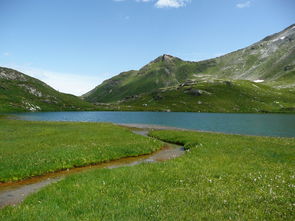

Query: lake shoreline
left=5, top=111, right=295, bottom=138
left=117, top=123, right=295, bottom=139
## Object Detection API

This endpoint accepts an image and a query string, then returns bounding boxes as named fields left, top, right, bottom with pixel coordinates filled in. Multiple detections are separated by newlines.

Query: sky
left=0, top=0, right=294, bottom=95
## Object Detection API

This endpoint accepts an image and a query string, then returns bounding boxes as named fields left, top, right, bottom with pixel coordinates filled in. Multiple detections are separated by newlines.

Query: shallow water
left=0, top=131, right=184, bottom=208
left=13, top=111, right=295, bottom=137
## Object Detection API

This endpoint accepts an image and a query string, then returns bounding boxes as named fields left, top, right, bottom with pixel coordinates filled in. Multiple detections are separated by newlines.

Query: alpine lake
left=13, top=111, right=295, bottom=137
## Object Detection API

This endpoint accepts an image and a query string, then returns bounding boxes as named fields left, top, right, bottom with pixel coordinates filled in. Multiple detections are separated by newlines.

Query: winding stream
left=0, top=130, right=185, bottom=208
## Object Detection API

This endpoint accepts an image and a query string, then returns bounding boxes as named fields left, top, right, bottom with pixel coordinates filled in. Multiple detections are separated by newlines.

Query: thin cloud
left=114, top=0, right=191, bottom=8
left=155, top=0, right=191, bottom=8
left=236, top=1, right=251, bottom=8
left=3, top=52, right=11, bottom=57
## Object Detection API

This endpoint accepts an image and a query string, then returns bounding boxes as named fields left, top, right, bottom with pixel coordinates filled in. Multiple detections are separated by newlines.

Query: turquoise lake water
left=13, top=111, right=295, bottom=138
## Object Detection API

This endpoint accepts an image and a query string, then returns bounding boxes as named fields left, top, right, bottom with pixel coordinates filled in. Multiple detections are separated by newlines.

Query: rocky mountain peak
left=262, top=23, right=295, bottom=43
left=139, top=54, right=182, bottom=72
left=151, top=54, right=181, bottom=64
left=162, top=54, right=175, bottom=62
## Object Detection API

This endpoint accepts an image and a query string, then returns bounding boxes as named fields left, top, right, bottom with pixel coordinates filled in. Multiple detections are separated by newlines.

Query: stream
left=0, top=130, right=185, bottom=208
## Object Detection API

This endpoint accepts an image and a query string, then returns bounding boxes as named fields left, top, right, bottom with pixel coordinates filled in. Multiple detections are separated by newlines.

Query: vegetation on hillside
left=83, top=24, right=295, bottom=113
left=92, top=80, right=295, bottom=113
left=0, top=67, right=94, bottom=113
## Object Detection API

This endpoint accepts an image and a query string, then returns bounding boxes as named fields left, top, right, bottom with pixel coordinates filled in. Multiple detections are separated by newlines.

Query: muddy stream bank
left=0, top=130, right=185, bottom=208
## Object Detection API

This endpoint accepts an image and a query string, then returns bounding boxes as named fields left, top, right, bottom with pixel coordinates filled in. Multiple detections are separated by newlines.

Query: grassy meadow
left=1, top=129, right=294, bottom=220
left=0, top=118, right=162, bottom=182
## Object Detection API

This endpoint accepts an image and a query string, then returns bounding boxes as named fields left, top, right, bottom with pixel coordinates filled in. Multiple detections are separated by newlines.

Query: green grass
left=1, top=130, right=294, bottom=220
left=98, top=80, right=295, bottom=113
left=0, top=119, right=162, bottom=182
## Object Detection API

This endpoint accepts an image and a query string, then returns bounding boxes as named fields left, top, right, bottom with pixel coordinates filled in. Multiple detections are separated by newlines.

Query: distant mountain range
left=82, top=24, right=295, bottom=113
left=1, top=24, right=294, bottom=113
left=0, top=67, right=94, bottom=112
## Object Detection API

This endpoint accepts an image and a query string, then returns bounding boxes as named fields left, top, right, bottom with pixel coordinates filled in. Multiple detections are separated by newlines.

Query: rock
left=0, top=70, right=27, bottom=81
left=162, top=54, right=175, bottom=62
left=184, top=88, right=202, bottom=96
left=42, top=99, right=58, bottom=104
left=284, top=65, right=294, bottom=71
left=179, top=80, right=197, bottom=87
left=152, top=94, right=163, bottom=101
left=184, top=88, right=211, bottom=96
left=22, top=100, right=41, bottom=112
left=124, top=95, right=139, bottom=100
left=190, top=89, right=202, bottom=96
left=224, top=81, right=233, bottom=87
left=19, top=84, right=42, bottom=97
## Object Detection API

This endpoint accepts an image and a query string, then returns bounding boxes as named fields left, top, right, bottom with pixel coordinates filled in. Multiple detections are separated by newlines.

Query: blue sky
left=1, top=0, right=294, bottom=95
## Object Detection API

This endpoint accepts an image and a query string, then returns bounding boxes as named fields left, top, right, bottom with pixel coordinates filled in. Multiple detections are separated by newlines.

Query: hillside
left=83, top=55, right=189, bottom=103
left=83, top=24, right=295, bottom=112
left=0, top=67, right=94, bottom=112
left=93, top=80, right=295, bottom=113
left=204, top=24, right=295, bottom=86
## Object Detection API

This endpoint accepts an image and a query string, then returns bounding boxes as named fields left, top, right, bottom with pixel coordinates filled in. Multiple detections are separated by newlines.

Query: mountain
left=0, top=67, right=94, bottom=112
left=203, top=24, right=295, bottom=86
left=83, top=54, right=195, bottom=103
left=83, top=24, right=295, bottom=112
left=82, top=54, right=188, bottom=103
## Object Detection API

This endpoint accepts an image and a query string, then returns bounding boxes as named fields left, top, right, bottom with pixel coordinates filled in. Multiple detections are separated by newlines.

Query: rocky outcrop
left=22, top=100, right=41, bottom=112
left=0, top=69, right=27, bottom=81
left=19, top=84, right=43, bottom=97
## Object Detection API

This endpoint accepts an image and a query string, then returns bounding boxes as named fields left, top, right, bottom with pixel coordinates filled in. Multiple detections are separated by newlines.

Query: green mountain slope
left=83, top=55, right=211, bottom=103
left=83, top=24, right=295, bottom=110
left=83, top=55, right=190, bottom=103
left=113, top=80, right=295, bottom=113
left=0, top=67, right=94, bottom=112
left=204, top=24, right=295, bottom=85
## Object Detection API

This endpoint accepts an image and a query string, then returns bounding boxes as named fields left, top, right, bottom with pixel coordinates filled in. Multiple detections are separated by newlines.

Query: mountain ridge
left=1, top=24, right=294, bottom=113
left=0, top=67, right=94, bottom=112
left=83, top=24, right=295, bottom=104
left=82, top=24, right=295, bottom=113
